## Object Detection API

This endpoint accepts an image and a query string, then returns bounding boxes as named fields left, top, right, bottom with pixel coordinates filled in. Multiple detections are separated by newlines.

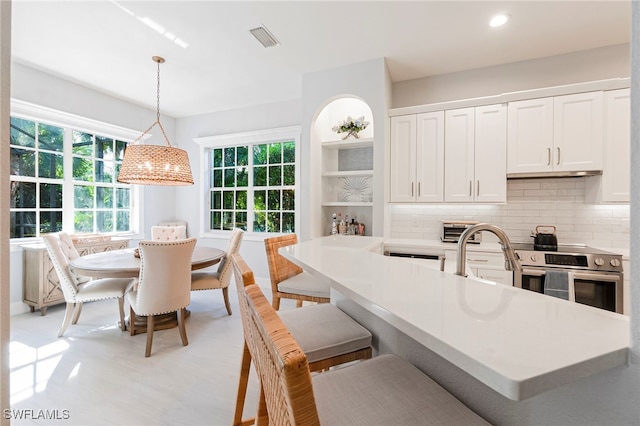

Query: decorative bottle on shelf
left=330, top=213, right=338, bottom=235
left=338, top=213, right=347, bottom=235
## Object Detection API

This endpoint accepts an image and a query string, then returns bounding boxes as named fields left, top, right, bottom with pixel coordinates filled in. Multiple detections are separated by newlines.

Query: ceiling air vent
left=249, top=26, right=280, bottom=48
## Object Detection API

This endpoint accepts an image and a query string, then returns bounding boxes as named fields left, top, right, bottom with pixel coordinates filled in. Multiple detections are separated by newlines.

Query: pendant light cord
left=132, top=56, right=172, bottom=147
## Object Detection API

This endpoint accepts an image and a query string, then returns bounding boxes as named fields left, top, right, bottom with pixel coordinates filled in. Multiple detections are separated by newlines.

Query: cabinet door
left=553, top=91, right=603, bottom=172
left=415, top=111, right=445, bottom=202
left=390, top=115, right=417, bottom=202
left=601, top=89, right=630, bottom=202
left=507, top=97, right=554, bottom=174
left=444, top=108, right=475, bottom=202
left=474, top=104, right=506, bottom=203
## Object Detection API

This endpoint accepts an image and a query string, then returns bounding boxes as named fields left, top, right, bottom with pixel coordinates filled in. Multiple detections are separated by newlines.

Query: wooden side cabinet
left=22, top=238, right=130, bottom=315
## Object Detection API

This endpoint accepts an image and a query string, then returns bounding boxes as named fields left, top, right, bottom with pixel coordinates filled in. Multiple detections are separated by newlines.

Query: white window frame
left=9, top=99, right=145, bottom=243
left=194, top=126, right=301, bottom=241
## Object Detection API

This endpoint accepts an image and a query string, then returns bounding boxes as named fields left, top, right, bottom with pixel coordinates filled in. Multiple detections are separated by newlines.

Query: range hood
left=506, top=170, right=602, bottom=179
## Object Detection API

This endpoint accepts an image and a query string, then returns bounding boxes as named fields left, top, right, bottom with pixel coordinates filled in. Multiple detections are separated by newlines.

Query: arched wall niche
left=310, top=95, right=375, bottom=239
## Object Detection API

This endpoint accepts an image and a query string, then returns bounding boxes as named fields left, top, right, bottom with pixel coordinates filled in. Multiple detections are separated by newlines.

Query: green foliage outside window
left=9, top=116, right=132, bottom=238
left=209, top=140, right=296, bottom=233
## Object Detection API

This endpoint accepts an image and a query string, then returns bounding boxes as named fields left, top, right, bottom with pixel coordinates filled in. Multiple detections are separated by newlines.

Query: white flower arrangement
left=332, top=115, right=369, bottom=135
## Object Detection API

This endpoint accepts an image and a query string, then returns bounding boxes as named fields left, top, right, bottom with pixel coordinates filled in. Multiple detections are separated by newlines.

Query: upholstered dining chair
left=264, top=234, right=330, bottom=309
left=150, top=224, right=187, bottom=241
left=233, top=255, right=490, bottom=426
left=42, top=232, right=136, bottom=338
left=191, top=228, right=243, bottom=315
left=127, top=238, right=196, bottom=357
left=230, top=253, right=373, bottom=426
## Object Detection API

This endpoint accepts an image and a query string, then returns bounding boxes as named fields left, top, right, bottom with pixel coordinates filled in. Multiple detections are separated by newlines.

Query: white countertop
left=281, top=235, right=630, bottom=401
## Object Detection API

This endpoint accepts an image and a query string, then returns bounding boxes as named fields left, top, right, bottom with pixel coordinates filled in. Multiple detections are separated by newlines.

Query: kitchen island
left=281, top=235, right=632, bottom=424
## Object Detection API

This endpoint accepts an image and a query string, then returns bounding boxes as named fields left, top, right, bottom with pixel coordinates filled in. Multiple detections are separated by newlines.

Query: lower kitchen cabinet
left=444, top=249, right=513, bottom=286
left=22, top=237, right=130, bottom=315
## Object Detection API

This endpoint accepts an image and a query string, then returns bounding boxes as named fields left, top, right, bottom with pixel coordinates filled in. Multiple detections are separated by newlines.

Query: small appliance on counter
left=441, top=220, right=481, bottom=244
left=531, top=225, right=558, bottom=251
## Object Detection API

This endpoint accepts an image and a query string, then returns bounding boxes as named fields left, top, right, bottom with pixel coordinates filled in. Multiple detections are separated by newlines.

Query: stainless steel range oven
left=513, top=243, right=623, bottom=313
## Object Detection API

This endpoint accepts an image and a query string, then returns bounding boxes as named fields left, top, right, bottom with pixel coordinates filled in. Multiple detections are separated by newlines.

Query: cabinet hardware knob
left=547, top=147, right=551, bottom=165
left=557, top=147, right=561, bottom=165
left=469, top=181, right=472, bottom=196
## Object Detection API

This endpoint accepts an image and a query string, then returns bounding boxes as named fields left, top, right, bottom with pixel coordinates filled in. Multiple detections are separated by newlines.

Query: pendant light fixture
left=117, top=56, right=194, bottom=185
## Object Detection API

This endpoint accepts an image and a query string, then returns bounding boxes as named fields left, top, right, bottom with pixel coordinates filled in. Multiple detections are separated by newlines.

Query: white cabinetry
left=444, top=248, right=513, bottom=286
left=601, top=89, right=630, bottom=202
left=444, top=104, right=506, bottom=203
left=389, top=112, right=444, bottom=203
left=22, top=238, right=130, bottom=315
left=507, top=91, right=603, bottom=174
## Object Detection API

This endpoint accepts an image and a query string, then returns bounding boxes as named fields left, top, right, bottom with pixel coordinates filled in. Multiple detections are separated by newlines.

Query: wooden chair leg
left=296, top=299, right=303, bottom=308
left=129, top=306, right=136, bottom=336
left=71, top=302, right=83, bottom=324
left=178, top=308, right=188, bottom=347
left=58, top=302, right=75, bottom=337
left=255, top=386, right=268, bottom=426
left=145, top=315, right=155, bottom=357
left=272, top=295, right=281, bottom=310
left=222, top=287, right=232, bottom=315
left=118, top=298, right=126, bottom=331
left=233, top=342, right=254, bottom=426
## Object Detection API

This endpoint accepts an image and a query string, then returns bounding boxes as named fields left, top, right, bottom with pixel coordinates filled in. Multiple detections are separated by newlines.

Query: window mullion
left=62, top=127, right=75, bottom=232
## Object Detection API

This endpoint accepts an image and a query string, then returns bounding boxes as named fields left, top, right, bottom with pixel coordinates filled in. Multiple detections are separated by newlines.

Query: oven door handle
left=572, top=272, right=621, bottom=282
left=521, top=269, right=546, bottom=277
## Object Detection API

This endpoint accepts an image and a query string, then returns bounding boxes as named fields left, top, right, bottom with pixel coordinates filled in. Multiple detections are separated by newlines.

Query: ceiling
left=11, top=1, right=631, bottom=118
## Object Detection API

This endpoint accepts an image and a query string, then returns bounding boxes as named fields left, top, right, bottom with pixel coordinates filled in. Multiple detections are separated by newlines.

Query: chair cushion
left=75, top=278, right=135, bottom=302
left=279, top=304, right=372, bottom=363
left=191, top=269, right=223, bottom=290
left=313, top=354, right=490, bottom=425
left=277, top=271, right=330, bottom=298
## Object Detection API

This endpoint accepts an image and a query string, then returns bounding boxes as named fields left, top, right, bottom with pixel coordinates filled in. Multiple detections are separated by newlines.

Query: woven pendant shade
left=118, top=145, right=194, bottom=185
left=117, top=55, right=194, bottom=186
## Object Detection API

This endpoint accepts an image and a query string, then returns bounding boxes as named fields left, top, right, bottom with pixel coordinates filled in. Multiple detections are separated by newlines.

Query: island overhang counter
left=279, top=235, right=630, bottom=405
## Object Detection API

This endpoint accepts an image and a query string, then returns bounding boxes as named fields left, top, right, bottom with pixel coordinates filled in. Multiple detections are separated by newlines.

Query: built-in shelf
left=321, top=138, right=374, bottom=150
left=322, top=202, right=374, bottom=207
left=322, top=170, right=374, bottom=178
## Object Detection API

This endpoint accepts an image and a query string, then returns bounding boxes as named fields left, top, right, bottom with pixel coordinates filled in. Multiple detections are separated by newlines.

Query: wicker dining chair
left=42, top=232, right=136, bottom=337
left=128, top=238, right=196, bottom=357
left=230, top=253, right=372, bottom=426
left=232, top=254, right=490, bottom=426
left=191, top=228, right=244, bottom=315
left=264, top=234, right=330, bottom=309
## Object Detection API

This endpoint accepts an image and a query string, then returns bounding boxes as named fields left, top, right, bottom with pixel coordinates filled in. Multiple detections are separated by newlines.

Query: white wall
left=393, top=43, right=630, bottom=109
left=174, top=99, right=302, bottom=279
left=301, top=58, right=392, bottom=241
left=8, top=63, right=176, bottom=312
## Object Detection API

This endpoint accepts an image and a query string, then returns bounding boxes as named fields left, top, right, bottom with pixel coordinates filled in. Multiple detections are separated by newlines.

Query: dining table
left=69, top=245, right=225, bottom=335
left=69, top=245, right=225, bottom=279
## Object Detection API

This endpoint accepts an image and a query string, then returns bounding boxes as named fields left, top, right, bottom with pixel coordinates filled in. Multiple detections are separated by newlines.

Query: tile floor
left=8, top=281, right=280, bottom=426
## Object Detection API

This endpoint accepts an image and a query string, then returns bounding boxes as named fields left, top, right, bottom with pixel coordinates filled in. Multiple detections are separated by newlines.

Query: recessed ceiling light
left=489, top=14, right=510, bottom=27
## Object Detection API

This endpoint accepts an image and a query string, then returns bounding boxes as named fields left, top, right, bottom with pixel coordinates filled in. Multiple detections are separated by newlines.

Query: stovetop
left=512, top=243, right=623, bottom=273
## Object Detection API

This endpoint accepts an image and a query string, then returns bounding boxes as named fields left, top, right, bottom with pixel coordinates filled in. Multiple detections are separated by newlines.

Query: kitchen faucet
left=455, top=223, right=522, bottom=286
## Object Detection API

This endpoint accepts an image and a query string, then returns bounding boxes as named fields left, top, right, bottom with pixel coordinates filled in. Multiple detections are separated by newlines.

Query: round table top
left=69, top=245, right=225, bottom=279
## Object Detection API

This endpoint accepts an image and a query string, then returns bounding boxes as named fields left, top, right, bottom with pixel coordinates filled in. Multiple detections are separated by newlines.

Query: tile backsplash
left=388, top=177, right=629, bottom=250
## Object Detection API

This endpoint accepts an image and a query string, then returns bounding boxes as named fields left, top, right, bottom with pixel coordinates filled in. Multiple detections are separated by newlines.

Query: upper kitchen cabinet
left=389, top=112, right=444, bottom=203
left=600, top=88, right=630, bottom=202
left=586, top=88, right=630, bottom=203
left=444, top=104, right=507, bottom=203
left=507, top=91, right=603, bottom=175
